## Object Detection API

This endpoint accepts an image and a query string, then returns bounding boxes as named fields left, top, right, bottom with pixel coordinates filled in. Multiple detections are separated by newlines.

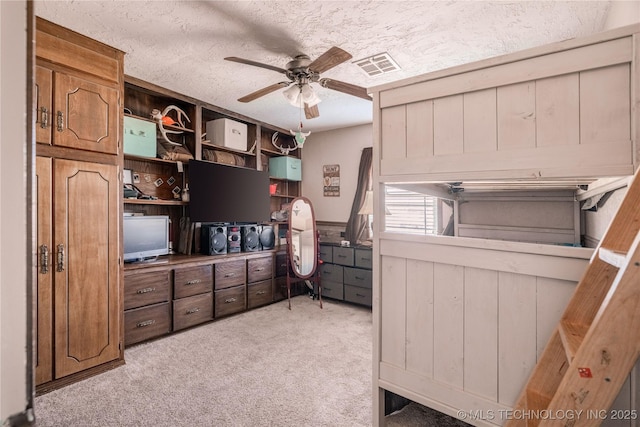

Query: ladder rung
left=558, top=320, right=589, bottom=361
left=525, top=389, right=551, bottom=427
left=598, top=247, right=627, bottom=268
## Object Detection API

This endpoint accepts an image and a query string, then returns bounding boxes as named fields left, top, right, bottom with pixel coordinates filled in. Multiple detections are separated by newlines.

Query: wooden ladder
left=507, top=168, right=640, bottom=427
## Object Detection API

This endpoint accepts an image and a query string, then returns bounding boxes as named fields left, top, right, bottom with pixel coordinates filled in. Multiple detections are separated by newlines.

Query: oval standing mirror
left=287, top=196, right=318, bottom=278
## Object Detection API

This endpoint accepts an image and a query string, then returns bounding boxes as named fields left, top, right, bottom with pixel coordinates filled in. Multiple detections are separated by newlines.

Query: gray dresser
left=319, top=244, right=372, bottom=307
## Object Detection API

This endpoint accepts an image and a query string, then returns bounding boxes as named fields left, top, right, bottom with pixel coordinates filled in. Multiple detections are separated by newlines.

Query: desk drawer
left=248, top=279, right=272, bottom=309
left=124, top=302, right=171, bottom=345
left=321, top=280, right=344, bottom=301
left=215, top=285, right=246, bottom=317
left=174, top=265, right=213, bottom=299
left=344, top=285, right=372, bottom=307
left=332, top=246, right=354, bottom=266
left=344, top=267, right=372, bottom=289
left=215, top=260, right=246, bottom=289
left=173, top=292, right=213, bottom=331
left=248, top=256, right=272, bottom=283
left=124, top=270, right=171, bottom=310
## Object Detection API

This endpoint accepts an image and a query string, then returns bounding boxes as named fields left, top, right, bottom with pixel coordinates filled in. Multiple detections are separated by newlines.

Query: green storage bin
left=269, top=156, right=301, bottom=181
left=124, top=116, right=157, bottom=157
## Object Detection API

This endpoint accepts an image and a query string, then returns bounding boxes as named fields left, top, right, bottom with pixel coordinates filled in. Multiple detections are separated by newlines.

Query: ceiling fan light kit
left=224, top=46, right=371, bottom=120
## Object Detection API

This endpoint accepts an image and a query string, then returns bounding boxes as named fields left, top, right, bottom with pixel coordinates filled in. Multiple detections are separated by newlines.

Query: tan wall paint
left=301, top=124, right=372, bottom=222
left=604, top=1, right=640, bottom=29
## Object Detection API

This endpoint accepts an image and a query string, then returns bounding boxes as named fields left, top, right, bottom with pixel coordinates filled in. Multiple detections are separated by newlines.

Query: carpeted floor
left=34, top=295, right=469, bottom=426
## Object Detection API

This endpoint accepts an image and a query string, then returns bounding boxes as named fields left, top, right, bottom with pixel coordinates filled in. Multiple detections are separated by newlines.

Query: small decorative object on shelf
left=181, top=184, right=190, bottom=202
left=151, top=105, right=191, bottom=146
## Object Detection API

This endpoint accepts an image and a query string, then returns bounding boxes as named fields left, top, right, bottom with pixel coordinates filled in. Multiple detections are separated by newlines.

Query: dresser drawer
left=215, top=260, right=246, bottom=289
left=247, top=279, right=273, bottom=309
left=321, top=280, right=344, bottom=301
left=124, top=302, right=171, bottom=345
left=344, top=285, right=372, bottom=307
left=319, top=245, right=333, bottom=263
left=174, top=265, right=213, bottom=299
left=344, top=267, right=372, bottom=289
left=215, top=285, right=246, bottom=317
left=273, top=276, right=287, bottom=301
left=124, top=270, right=171, bottom=310
left=275, top=253, right=288, bottom=277
left=248, top=256, right=272, bottom=283
left=320, top=263, right=343, bottom=282
left=332, top=246, right=354, bottom=266
left=173, top=292, right=214, bottom=331
left=354, top=248, right=373, bottom=269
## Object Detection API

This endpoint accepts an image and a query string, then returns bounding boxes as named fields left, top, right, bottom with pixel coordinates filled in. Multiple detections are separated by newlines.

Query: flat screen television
left=123, top=215, right=170, bottom=262
left=188, top=160, right=270, bottom=223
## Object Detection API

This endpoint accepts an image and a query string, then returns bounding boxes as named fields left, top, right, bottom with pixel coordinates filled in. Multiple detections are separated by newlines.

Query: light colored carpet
left=34, top=295, right=469, bottom=426
left=35, top=296, right=372, bottom=426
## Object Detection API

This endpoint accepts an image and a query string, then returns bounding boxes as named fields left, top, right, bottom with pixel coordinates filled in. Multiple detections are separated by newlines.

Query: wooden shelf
left=201, top=141, right=256, bottom=157
left=124, top=199, right=187, bottom=206
left=124, top=153, right=185, bottom=165
left=124, top=113, right=194, bottom=134
left=271, top=194, right=296, bottom=199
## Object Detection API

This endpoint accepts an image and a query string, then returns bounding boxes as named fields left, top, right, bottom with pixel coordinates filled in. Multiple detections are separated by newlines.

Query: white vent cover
left=354, top=52, right=400, bottom=76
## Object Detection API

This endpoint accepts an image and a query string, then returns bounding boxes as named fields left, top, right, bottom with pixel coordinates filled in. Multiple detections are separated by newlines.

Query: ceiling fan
left=225, top=46, right=372, bottom=119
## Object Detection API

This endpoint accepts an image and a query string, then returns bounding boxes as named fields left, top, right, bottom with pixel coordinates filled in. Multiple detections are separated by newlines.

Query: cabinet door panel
left=35, top=66, right=53, bottom=145
left=53, top=73, right=119, bottom=155
left=54, top=159, right=120, bottom=378
left=35, top=157, right=53, bottom=385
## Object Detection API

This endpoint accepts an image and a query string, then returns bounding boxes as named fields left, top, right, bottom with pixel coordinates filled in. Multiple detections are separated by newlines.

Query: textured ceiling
left=35, top=1, right=611, bottom=132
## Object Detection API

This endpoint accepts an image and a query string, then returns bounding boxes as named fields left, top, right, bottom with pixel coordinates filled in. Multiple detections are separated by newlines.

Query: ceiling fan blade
left=308, top=47, right=352, bottom=74
left=238, top=82, right=288, bottom=103
left=225, top=57, right=288, bottom=74
left=304, top=103, right=320, bottom=119
left=319, top=78, right=372, bottom=101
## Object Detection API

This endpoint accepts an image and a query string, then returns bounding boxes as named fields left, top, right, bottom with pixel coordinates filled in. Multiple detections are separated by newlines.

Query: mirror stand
left=285, top=196, right=322, bottom=310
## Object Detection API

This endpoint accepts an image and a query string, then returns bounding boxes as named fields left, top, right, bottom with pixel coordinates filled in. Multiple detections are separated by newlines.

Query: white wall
left=0, top=0, right=29, bottom=423
left=604, top=1, right=640, bottom=29
left=301, top=124, right=372, bottom=222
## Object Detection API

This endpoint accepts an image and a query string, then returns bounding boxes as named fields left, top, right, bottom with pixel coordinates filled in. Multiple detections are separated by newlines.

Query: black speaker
left=201, top=224, right=227, bottom=255
left=259, top=225, right=275, bottom=250
left=227, top=226, right=242, bottom=253
left=241, top=225, right=261, bottom=252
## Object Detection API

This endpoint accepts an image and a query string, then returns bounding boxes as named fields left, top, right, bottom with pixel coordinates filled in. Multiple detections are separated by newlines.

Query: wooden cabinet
left=214, top=259, right=246, bottom=317
left=35, top=68, right=120, bottom=154
left=124, top=270, right=171, bottom=346
left=36, top=157, right=121, bottom=381
left=173, top=265, right=213, bottom=331
left=247, top=254, right=273, bottom=309
left=35, top=17, right=124, bottom=390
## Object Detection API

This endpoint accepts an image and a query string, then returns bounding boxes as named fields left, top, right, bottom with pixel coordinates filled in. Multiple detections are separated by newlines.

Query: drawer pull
left=40, top=244, right=49, bottom=274
left=224, top=297, right=237, bottom=304
left=256, top=290, right=266, bottom=295
left=137, top=320, right=156, bottom=328
left=56, top=111, right=64, bottom=132
left=355, top=276, right=365, bottom=281
left=186, top=307, right=200, bottom=314
left=337, top=254, right=347, bottom=258
left=186, top=279, right=201, bottom=285
left=359, top=257, right=371, bottom=261
left=324, top=271, right=332, bottom=275
left=224, top=273, right=235, bottom=278
left=254, top=267, right=264, bottom=272
left=356, top=293, right=366, bottom=298
left=137, top=287, right=156, bottom=294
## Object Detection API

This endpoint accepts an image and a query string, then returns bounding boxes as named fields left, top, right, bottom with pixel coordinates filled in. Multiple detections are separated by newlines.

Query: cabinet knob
left=39, top=244, right=49, bottom=274
left=56, top=244, right=65, bottom=272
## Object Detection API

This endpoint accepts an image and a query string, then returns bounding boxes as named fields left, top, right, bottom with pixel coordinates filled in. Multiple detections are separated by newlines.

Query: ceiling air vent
left=354, top=52, right=400, bottom=77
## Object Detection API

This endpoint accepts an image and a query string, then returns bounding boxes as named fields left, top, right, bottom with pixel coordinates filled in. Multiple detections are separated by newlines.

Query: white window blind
left=384, top=187, right=439, bottom=235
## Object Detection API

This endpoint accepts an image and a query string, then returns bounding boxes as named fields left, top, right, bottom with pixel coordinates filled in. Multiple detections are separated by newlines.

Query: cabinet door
left=35, top=157, right=53, bottom=385
left=53, top=159, right=120, bottom=378
left=35, top=66, right=53, bottom=145
left=53, top=73, right=119, bottom=155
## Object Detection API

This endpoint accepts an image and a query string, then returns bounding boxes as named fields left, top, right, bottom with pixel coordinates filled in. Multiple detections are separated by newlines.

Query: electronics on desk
left=227, top=226, right=241, bottom=253
left=201, top=224, right=227, bottom=255
left=241, top=225, right=261, bottom=252
left=259, top=225, right=275, bottom=250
